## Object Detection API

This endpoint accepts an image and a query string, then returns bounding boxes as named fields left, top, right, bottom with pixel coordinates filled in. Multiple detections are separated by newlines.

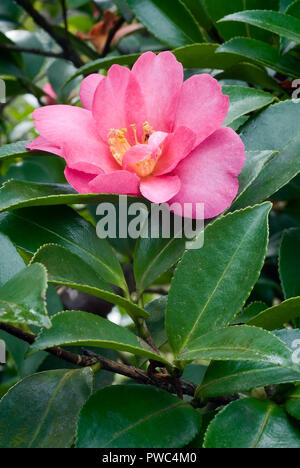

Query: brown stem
left=0, top=42, right=65, bottom=58
left=0, top=322, right=196, bottom=397
left=101, top=17, right=125, bottom=57
left=14, top=0, right=83, bottom=67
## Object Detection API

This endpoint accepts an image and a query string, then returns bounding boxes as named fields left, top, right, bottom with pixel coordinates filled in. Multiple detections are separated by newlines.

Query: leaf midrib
left=103, top=401, right=186, bottom=447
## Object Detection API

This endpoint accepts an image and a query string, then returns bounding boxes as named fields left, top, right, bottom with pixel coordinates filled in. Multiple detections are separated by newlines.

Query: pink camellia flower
left=43, top=83, right=58, bottom=105
left=27, top=51, right=245, bottom=218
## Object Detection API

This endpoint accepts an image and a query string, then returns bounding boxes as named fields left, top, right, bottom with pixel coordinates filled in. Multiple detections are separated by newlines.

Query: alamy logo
left=0, top=340, right=5, bottom=364
left=0, top=78, right=5, bottom=104
left=292, top=79, right=300, bottom=101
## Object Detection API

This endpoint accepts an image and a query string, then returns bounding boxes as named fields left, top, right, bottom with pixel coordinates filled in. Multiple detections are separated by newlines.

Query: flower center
left=108, top=122, right=155, bottom=170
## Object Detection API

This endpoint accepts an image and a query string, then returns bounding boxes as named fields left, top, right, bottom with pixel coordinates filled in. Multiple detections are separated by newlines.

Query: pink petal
left=132, top=51, right=183, bottom=132
left=79, top=73, right=105, bottom=110
left=88, top=170, right=141, bottom=195
left=122, top=144, right=152, bottom=172
left=31, top=105, right=118, bottom=173
left=26, top=136, right=63, bottom=157
left=140, top=175, right=181, bottom=203
left=92, top=64, right=146, bottom=144
left=153, top=126, right=196, bottom=176
left=43, top=83, right=57, bottom=100
left=170, top=127, right=246, bottom=219
left=65, top=166, right=97, bottom=193
left=174, top=74, right=230, bottom=147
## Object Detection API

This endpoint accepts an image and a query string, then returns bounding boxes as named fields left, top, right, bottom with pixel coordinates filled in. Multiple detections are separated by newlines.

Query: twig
left=0, top=323, right=96, bottom=367
left=14, top=0, right=83, bottom=67
left=0, top=322, right=196, bottom=397
left=0, top=42, right=64, bottom=59
left=101, top=16, right=125, bottom=57
left=60, top=0, right=68, bottom=35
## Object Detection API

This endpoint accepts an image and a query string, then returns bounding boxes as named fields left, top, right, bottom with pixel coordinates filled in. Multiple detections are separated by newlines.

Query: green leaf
left=31, top=244, right=148, bottom=319
left=134, top=217, right=187, bottom=293
left=65, top=44, right=242, bottom=84
left=0, top=232, right=25, bottom=286
left=178, top=325, right=293, bottom=367
left=76, top=385, right=201, bottom=448
left=220, top=10, right=300, bottom=44
left=286, top=0, right=300, bottom=18
left=127, top=0, right=204, bottom=48
left=216, top=62, right=284, bottom=93
left=232, top=301, right=268, bottom=324
left=181, top=0, right=213, bottom=30
left=280, top=228, right=300, bottom=298
left=217, top=37, right=300, bottom=77
left=232, top=135, right=300, bottom=210
left=198, top=360, right=300, bottom=400
left=0, top=368, right=93, bottom=448
left=204, top=0, right=279, bottom=41
left=241, top=100, right=300, bottom=151
left=286, top=386, right=300, bottom=420
left=145, top=296, right=168, bottom=349
left=166, top=203, right=271, bottom=357
left=230, top=150, right=276, bottom=210
left=29, top=310, right=168, bottom=364
left=0, top=141, right=32, bottom=160
left=247, top=297, right=300, bottom=329
left=0, top=263, right=50, bottom=328
left=4, top=156, right=66, bottom=184
left=0, top=179, right=142, bottom=215
left=204, top=398, right=300, bottom=448
left=223, top=85, right=275, bottom=126
left=0, top=206, right=126, bottom=290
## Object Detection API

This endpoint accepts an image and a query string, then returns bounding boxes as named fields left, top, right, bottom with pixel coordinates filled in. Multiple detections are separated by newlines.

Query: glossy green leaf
left=166, top=203, right=271, bottom=357
left=247, top=297, right=300, bottom=329
left=65, top=44, right=242, bottom=84
left=182, top=0, right=213, bottom=30
left=286, top=0, right=300, bottom=18
left=76, top=385, right=201, bottom=448
left=178, top=325, right=293, bottom=367
left=0, top=368, right=93, bottom=448
left=286, top=386, right=300, bottom=420
left=134, top=216, right=187, bottom=292
left=232, top=135, right=300, bottom=210
left=145, top=296, right=168, bottom=349
left=0, top=141, right=32, bottom=160
left=216, top=62, right=283, bottom=93
left=0, top=263, right=50, bottom=328
left=127, top=0, right=204, bottom=48
left=0, top=232, right=25, bottom=286
left=3, top=156, right=66, bottom=184
left=204, top=0, right=279, bottom=41
left=29, top=310, right=168, bottom=365
left=0, top=206, right=126, bottom=290
left=280, top=228, right=300, bottom=298
left=232, top=301, right=268, bottom=324
left=204, top=398, right=300, bottom=448
left=198, top=360, right=300, bottom=400
left=230, top=150, right=276, bottom=210
left=217, top=37, right=300, bottom=77
left=220, top=10, right=300, bottom=44
left=0, top=329, right=46, bottom=377
left=222, top=85, right=275, bottom=126
left=241, top=99, right=300, bottom=151
left=31, top=244, right=148, bottom=319
left=0, top=179, right=142, bottom=215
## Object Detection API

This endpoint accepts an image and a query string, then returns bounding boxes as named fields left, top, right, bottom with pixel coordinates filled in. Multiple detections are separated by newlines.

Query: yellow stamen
left=142, top=121, right=154, bottom=143
left=134, top=155, right=156, bottom=178
left=108, top=128, right=131, bottom=166
left=130, top=124, right=139, bottom=145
